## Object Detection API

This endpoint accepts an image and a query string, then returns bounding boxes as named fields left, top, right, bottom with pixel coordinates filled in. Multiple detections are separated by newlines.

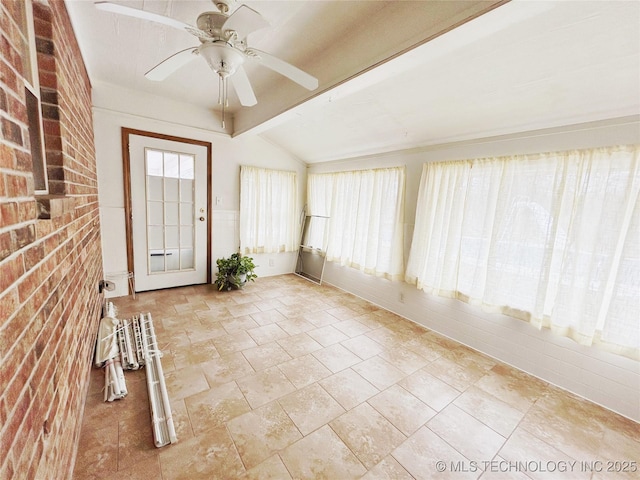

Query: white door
left=129, top=134, right=209, bottom=291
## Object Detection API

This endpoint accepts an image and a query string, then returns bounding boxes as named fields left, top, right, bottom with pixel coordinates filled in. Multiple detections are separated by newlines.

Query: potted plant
left=215, top=253, right=258, bottom=291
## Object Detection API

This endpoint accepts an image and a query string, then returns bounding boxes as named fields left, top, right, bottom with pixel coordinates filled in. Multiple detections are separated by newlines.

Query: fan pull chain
left=218, top=74, right=230, bottom=129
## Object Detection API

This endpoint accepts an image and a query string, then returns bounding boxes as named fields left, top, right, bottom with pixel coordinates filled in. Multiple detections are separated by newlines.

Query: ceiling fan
left=94, top=0, right=319, bottom=126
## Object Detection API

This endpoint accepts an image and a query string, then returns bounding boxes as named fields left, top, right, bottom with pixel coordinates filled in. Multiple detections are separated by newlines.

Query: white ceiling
left=66, top=0, right=640, bottom=164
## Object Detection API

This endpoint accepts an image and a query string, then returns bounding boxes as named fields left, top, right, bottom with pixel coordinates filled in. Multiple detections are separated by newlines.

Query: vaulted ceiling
left=65, top=0, right=640, bottom=163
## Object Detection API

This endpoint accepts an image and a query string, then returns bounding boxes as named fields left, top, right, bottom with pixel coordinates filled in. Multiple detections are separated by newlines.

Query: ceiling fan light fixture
left=198, top=43, right=245, bottom=128
left=199, top=42, right=245, bottom=76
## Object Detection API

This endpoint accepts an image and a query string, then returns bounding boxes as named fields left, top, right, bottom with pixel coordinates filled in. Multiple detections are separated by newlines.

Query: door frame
left=121, top=127, right=212, bottom=292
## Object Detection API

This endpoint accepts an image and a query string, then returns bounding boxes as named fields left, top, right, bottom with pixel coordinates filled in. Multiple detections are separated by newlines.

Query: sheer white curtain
left=406, top=145, right=640, bottom=359
left=240, top=166, right=298, bottom=254
left=308, top=167, right=405, bottom=280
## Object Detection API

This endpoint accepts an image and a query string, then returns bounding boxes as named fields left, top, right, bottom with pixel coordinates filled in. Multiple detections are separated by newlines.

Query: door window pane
left=145, top=148, right=197, bottom=274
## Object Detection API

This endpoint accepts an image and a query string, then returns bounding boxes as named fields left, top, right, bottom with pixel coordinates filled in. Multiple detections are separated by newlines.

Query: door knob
left=199, top=216, right=205, bottom=222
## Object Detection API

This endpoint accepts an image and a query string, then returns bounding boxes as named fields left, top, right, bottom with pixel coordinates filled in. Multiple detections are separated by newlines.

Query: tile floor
left=72, top=274, right=640, bottom=480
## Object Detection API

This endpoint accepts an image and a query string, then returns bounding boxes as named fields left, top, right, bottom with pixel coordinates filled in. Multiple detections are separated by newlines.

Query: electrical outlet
left=268, top=258, right=275, bottom=267
left=399, top=292, right=405, bottom=303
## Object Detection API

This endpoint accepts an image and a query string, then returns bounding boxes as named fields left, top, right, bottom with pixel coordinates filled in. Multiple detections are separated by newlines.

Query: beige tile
left=499, top=428, right=590, bottom=480
left=474, top=363, right=547, bottom=413
left=392, top=426, right=475, bottom=480
left=276, top=332, right=323, bottom=357
left=184, top=322, right=227, bottom=343
left=326, top=305, right=359, bottom=320
left=277, top=316, right=316, bottom=335
left=303, top=310, right=340, bottom=327
left=241, top=342, right=292, bottom=370
left=428, top=404, right=506, bottom=462
left=236, top=365, right=297, bottom=408
left=252, top=298, right=286, bottom=313
left=221, top=315, right=260, bottom=333
left=423, top=355, right=487, bottom=391
left=278, top=382, right=345, bottom=435
left=320, top=368, right=380, bottom=410
left=333, top=318, right=372, bottom=337
left=200, top=351, right=255, bottom=387
left=195, top=305, right=230, bottom=321
left=212, top=330, right=258, bottom=355
left=519, top=405, right=604, bottom=461
left=442, top=344, right=496, bottom=371
left=164, top=365, right=209, bottom=401
left=352, top=355, right=406, bottom=390
left=249, top=309, right=287, bottom=327
left=241, top=455, right=292, bottom=480
left=72, top=417, right=119, bottom=479
left=227, top=302, right=261, bottom=318
left=454, top=385, right=524, bottom=437
left=478, top=456, right=531, bottom=479
left=100, top=456, right=162, bottom=480
left=308, top=324, right=350, bottom=346
left=117, top=409, right=157, bottom=471
left=342, top=334, right=385, bottom=359
left=169, top=399, right=194, bottom=442
left=379, top=344, right=430, bottom=375
left=184, top=381, right=251, bottom=435
left=278, top=354, right=332, bottom=388
left=77, top=276, right=639, bottom=480
left=403, top=335, right=447, bottom=362
left=174, top=300, right=210, bottom=314
left=368, top=384, right=436, bottom=436
left=227, top=402, right=302, bottom=470
left=365, top=327, right=406, bottom=349
left=360, top=456, right=414, bottom=480
left=331, top=402, right=407, bottom=469
left=172, top=339, right=219, bottom=369
left=399, top=368, right=460, bottom=411
left=280, top=425, right=367, bottom=479
left=598, top=425, right=640, bottom=478
left=247, top=323, right=289, bottom=345
left=230, top=292, right=262, bottom=305
left=158, top=425, right=245, bottom=480
left=312, top=343, right=362, bottom=373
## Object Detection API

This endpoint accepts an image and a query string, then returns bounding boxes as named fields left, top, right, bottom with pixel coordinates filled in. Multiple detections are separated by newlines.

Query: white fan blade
left=230, top=66, right=257, bottom=106
left=145, top=48, right=198, bottom=81
left=222, top=5, right=269, bottom=40
left=95, top=1, right=204, bottom=36
left=247, top=49, right=318, bottom=90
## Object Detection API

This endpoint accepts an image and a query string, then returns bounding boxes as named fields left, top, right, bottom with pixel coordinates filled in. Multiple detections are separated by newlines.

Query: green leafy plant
left=215, top=253, right=258, bottom=291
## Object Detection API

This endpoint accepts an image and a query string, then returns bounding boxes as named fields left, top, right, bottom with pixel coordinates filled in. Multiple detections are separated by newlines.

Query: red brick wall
left=0, top=0, right=103, bottom=478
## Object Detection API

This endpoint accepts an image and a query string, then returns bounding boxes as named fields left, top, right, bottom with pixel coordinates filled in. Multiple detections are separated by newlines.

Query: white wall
left=309, top=117, right=640, bottom=422
left=94, top=82, right=306, bottom=297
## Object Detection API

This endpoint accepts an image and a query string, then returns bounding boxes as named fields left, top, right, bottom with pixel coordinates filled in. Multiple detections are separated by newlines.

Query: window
left=308, top=167, right=405, bottom=280
left=406, top=145, right=640, bottom=359
left=240, top=166, right=298, bottom=254
left=19, top=0, right=48, bottom=193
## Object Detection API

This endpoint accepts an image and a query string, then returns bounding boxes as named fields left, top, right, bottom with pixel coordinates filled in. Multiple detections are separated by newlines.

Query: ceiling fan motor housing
left=196, top=12, right=232, bottom=43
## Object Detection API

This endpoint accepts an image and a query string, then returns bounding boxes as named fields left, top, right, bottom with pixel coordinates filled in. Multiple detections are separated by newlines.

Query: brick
left=0, top=254, right=24, bottom=292
left=0, top=287, right=18, bottom=326
left=1, top=117, right=23, bottom=146
left=5, top=173, right=28, bottom=197
left=17, top=199, right=37, bottom=222
left=0, top=231, right=12, bottom=261
left=13, top=224, right=36, bottom=250
left=0, top=87, right=7, bottom=112
left=34, top=37, right=53, bottom=56
left=0, top=142, right=16, bottom=168
left=13, top=150, right=31, bottom=171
